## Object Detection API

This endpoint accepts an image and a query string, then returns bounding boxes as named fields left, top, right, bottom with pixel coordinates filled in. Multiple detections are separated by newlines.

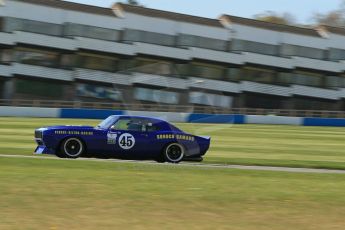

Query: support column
left=2, top=78, right=14, bottom=100
left=120, top=85, right=135, bottom=108
left=233, top=93, right=246, bottom=108
left=282, top=97, right=295, bottom=110
left=179, top=90, right=189, bottom=106
left=333, top=99, right=343, bottom=111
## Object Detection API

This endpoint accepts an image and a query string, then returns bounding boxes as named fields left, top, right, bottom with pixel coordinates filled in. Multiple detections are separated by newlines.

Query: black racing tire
left=155, top=154, right=165, bottom=163
left=163, top=143, right=185, bottom=164
left=59, top=137, right=84, bottom=159
left=184, top=156, right=204, bottom=162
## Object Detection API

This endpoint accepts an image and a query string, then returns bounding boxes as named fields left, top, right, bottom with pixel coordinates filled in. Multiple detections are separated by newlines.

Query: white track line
left=1, top=154, right=345, bottom=174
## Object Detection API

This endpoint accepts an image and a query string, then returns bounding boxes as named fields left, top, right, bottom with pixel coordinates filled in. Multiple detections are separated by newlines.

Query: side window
left=127, top=121, right=144, bottom=131
left=111, top=118, right=144, bottom=132
left=111, top=118, right=160, bottom=132
left=145, top=123, right=160, bottom=132
left=111, top=119, right=131, bottom=131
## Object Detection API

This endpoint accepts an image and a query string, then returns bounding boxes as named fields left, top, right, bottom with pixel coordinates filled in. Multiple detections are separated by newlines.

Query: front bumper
left=34, top=145, right=55, bottom=155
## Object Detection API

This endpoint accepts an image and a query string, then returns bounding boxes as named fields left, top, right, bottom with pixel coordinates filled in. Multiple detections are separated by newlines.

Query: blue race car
left=34, top=115, right=211, bottom=163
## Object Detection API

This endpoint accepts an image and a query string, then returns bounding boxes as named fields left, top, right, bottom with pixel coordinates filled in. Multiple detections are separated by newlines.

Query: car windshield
left=96, top=116, right=118, bottom=129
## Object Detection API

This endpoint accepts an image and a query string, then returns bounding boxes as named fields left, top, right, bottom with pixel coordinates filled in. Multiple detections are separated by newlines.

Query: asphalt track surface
left=1, top=154, right=345, bottom=174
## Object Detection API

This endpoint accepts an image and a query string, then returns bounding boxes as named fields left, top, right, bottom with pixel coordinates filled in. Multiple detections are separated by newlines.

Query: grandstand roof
left=12, top=0, right=340, bottom=37
left=321, top=25, right=345, bottom=36
left=13, top=0, right=114, bottom=16
left=112, top=3, right=223, bottom=28
left=219, top=14, right=321, bottom=37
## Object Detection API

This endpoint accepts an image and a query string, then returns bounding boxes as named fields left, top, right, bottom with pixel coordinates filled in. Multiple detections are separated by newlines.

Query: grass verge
left=1, top=157, right=345, bottom=230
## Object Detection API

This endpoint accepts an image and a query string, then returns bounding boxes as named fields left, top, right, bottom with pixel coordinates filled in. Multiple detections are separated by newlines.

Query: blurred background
left=1, top=0, right=345, bottom=116
left=1, top=2, right=345, bottom=229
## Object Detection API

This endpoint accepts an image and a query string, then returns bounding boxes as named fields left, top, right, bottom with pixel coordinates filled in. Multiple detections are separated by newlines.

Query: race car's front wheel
left=59, top=138, right=84, bottom=158
left=164, top=143, right=184, bottom=163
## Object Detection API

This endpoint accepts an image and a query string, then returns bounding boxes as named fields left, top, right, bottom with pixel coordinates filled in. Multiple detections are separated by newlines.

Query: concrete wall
left=0, top=106, right=59, bottom=117
left=246, top=115, right=302, bottom=125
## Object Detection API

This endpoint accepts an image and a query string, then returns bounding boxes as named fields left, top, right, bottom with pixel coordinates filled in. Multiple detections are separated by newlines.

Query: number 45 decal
left=118, top=133, right=135, bottom=150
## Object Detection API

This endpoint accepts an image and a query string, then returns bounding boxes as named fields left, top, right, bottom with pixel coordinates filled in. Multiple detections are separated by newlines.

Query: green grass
left=0, top=117, right=345, bottom=169
left=1, top=117, right=345, bottom=229
left=1, top=157, right=345, bottom=230
left=181, top=123, right=345, bottom=169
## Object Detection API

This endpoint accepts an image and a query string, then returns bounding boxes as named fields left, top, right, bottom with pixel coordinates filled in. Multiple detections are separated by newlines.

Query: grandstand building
left=1, top=0, right=345, bottom=111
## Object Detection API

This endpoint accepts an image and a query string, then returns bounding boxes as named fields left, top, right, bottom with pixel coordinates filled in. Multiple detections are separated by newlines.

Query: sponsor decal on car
left=156, top=134, right=194, bottom=141
left=107, top=132, right=117, bottom=144
left=54, top=130, right=93, bottom=135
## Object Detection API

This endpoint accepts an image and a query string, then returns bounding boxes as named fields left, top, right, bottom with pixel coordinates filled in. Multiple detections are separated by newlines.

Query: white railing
left=0, top=99, right=345, bottom=118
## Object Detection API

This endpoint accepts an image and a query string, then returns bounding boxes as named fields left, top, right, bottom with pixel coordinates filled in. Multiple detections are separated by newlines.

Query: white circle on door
left=118, top=133, right=135, bottom=150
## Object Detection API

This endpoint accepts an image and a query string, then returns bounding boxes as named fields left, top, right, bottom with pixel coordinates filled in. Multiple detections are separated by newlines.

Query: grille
left=36, top=140, right=44, bottom=145
left=35, top=130, right=43, bottom=139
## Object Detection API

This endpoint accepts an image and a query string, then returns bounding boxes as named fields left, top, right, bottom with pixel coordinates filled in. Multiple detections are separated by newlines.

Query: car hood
left=40, top=125, right=95, bottom=130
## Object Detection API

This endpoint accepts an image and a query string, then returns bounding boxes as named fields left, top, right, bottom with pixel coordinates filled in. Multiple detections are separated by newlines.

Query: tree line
left=254, top=0, right=345, bottom=27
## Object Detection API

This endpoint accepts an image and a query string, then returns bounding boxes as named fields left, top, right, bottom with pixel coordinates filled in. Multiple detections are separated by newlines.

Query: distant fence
left=1, top=106, right=345, bottom=127
left=1, top=99, right=345, bottom=118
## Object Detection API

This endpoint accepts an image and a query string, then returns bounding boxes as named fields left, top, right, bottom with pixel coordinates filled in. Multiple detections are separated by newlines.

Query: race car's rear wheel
left=164, top=143, right=184, bottom=163
left=59, top=138, right=84, bottom=158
